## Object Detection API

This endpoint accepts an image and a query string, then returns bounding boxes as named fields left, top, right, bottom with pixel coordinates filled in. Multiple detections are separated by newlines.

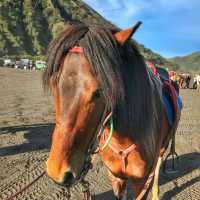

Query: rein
left=5, top=171, right=46, bottom=200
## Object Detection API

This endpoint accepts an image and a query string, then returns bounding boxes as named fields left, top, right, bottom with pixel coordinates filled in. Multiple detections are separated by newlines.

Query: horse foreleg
left=107, top=170, right=127, bottom=200
left=151, top=156, right=162, bottom=200
left=132, top=157, right=162, bottom=200
left=132, top=178, right=151, bottom=200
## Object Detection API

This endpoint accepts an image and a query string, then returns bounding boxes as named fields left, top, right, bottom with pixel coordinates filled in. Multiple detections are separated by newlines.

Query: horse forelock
left=43, top=21, right=165, bottom=163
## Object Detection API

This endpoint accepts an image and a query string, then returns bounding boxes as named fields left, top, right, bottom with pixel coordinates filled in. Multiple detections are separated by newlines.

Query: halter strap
left=69, top=46, right=83, bottom=53
left=101, top=118, right=113, bottom=151
left=100, top=121, right=136, bottom=173
left=106, top=141, right=136, bottom=173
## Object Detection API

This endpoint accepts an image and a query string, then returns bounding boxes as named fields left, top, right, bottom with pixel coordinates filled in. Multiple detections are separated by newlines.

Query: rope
left=101, top=118, right=113, bottom=150
left=5, top=171, right=46, bottom=200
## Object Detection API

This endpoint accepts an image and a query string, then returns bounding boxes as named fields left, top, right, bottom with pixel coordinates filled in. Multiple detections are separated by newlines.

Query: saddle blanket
left=163, top=92, right=183, bottom=126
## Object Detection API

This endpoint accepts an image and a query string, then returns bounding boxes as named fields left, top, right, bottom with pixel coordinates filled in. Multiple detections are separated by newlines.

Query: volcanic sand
left=0, top=68, right=199, bottom=200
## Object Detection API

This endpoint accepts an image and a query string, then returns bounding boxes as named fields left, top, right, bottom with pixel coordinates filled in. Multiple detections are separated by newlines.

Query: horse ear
left=114, top=21, right=142, bottom=45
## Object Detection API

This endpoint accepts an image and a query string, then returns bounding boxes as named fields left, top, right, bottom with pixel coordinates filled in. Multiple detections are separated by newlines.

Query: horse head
left=44, top=21, right=141, bottom=186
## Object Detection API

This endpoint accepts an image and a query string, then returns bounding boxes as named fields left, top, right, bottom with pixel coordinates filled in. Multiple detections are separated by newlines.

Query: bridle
left=67, top=46, right=114, bottom=199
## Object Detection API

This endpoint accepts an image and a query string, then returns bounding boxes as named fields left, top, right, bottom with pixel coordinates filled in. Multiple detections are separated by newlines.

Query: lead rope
left=5, top=171, right=46, bottom=200
left=4, top=111, right=112, bottom=200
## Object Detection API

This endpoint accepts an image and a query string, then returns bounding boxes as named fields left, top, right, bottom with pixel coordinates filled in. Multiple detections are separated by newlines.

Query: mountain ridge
left=0, top=0, right=178, bottom=70
left=169, top=51, right=200, bottom=72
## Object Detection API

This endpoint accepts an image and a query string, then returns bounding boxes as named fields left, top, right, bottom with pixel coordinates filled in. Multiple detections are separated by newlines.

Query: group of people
left=171, top=73, right=200, bottom=91
left=171, top=73, right=191, bottom=89
left=146, top=61, right=200, bottom=92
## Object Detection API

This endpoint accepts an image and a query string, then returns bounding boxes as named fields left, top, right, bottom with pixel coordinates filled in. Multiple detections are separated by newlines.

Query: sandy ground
left=0, top=67, right=199, bottom=200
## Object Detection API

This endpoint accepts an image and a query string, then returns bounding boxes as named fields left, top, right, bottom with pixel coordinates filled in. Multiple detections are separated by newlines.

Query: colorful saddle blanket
left=162, top=81, right=183, bottom=126
left=148, top=66, right=182, bottom=126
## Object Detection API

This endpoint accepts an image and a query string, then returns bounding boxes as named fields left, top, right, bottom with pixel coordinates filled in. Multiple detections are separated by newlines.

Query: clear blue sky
left=83, top=0, right=200, bottom=58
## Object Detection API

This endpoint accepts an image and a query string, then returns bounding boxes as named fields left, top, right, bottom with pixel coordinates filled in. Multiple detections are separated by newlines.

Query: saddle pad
left=163, top=93, right=183, bottom=126
left=156, top=67, right=170, bottom=81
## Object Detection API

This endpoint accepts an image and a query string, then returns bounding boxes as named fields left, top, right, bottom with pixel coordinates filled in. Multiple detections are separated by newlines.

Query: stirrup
left=163, top=151, right=179, bottom=174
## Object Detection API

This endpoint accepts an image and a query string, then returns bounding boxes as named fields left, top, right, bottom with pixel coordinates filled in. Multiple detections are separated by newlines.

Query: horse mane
left=43, top=21, right=164, bottom=163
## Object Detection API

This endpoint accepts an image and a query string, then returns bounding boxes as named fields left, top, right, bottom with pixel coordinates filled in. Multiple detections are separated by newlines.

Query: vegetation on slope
left=170, top=52, right=200, bottom=72
left=0, top=0, right=178, bottom=70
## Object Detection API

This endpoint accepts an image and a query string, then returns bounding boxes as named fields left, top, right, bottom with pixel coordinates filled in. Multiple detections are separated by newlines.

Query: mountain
left=0, top=0, right=178, bottom=69
left=170, top=51, right=200, bottom=72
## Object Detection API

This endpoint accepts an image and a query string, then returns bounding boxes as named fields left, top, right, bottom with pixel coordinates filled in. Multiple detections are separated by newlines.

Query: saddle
left=156, top=67, right=170, bottom=82
left=156, top=67, right=183, bottom=126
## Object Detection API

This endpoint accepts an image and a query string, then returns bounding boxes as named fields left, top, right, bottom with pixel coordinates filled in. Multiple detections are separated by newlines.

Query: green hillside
left=170, top=52, right=200, bottom=72
left=0, top=0, right=178, bottom=69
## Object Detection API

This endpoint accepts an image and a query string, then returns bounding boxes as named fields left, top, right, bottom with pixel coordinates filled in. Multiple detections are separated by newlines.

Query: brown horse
left=176, top=74, right=191, bottom=89
left=43, top=21, right=181, bottom=200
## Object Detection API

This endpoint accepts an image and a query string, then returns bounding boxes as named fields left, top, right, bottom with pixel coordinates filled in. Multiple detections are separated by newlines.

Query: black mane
left=43, top=21, right=164, bottom=163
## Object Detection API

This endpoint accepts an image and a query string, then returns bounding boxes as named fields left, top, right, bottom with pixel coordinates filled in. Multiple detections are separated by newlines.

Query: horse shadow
left=0, top=123, right=54, bottom=157
left=160, top=152, right=200, bottom=200
left=93, top=152, right=200, bottom=200
left=0, top=124, right=199, bottom=199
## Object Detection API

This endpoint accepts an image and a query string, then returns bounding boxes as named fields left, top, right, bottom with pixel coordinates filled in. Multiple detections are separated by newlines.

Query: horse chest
left=101, top=144, right=147, bottom=179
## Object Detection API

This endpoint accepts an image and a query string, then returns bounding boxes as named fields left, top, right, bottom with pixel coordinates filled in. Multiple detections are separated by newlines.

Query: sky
left=83, top=0, right=200, bottom=58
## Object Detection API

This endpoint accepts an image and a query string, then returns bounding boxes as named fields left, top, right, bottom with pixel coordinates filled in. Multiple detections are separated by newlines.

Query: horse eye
left=92, top=89, right=101, bottom=100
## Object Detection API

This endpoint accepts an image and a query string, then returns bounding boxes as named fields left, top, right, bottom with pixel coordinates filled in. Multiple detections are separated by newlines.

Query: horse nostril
left=63, top=171, right=74, bottom=184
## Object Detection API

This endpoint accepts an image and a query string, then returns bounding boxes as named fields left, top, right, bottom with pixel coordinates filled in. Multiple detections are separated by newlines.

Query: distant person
left=186, top=75, right=191, bottom=88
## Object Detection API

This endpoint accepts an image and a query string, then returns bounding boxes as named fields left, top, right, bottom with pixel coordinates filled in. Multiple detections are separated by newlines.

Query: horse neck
left=104, top=127, right=135, bottom=149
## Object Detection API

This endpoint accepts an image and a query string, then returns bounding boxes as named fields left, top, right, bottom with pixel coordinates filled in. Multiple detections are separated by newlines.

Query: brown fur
left=43, top=21, right=180, bottom=199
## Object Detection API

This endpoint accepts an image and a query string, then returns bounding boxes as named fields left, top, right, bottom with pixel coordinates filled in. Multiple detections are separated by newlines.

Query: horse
left=43, top=21, right=181, bottom=200
left=176, top=73, right=191, bottom=89
left=194, top=74, right=200, bottom=92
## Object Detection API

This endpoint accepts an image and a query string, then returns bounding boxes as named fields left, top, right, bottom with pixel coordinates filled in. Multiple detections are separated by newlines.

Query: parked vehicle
left=20, top=59, right=29, bottom=69
left=3, top=59, right=15, bottom=67
left=35, top=60, right=46, bottom=70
